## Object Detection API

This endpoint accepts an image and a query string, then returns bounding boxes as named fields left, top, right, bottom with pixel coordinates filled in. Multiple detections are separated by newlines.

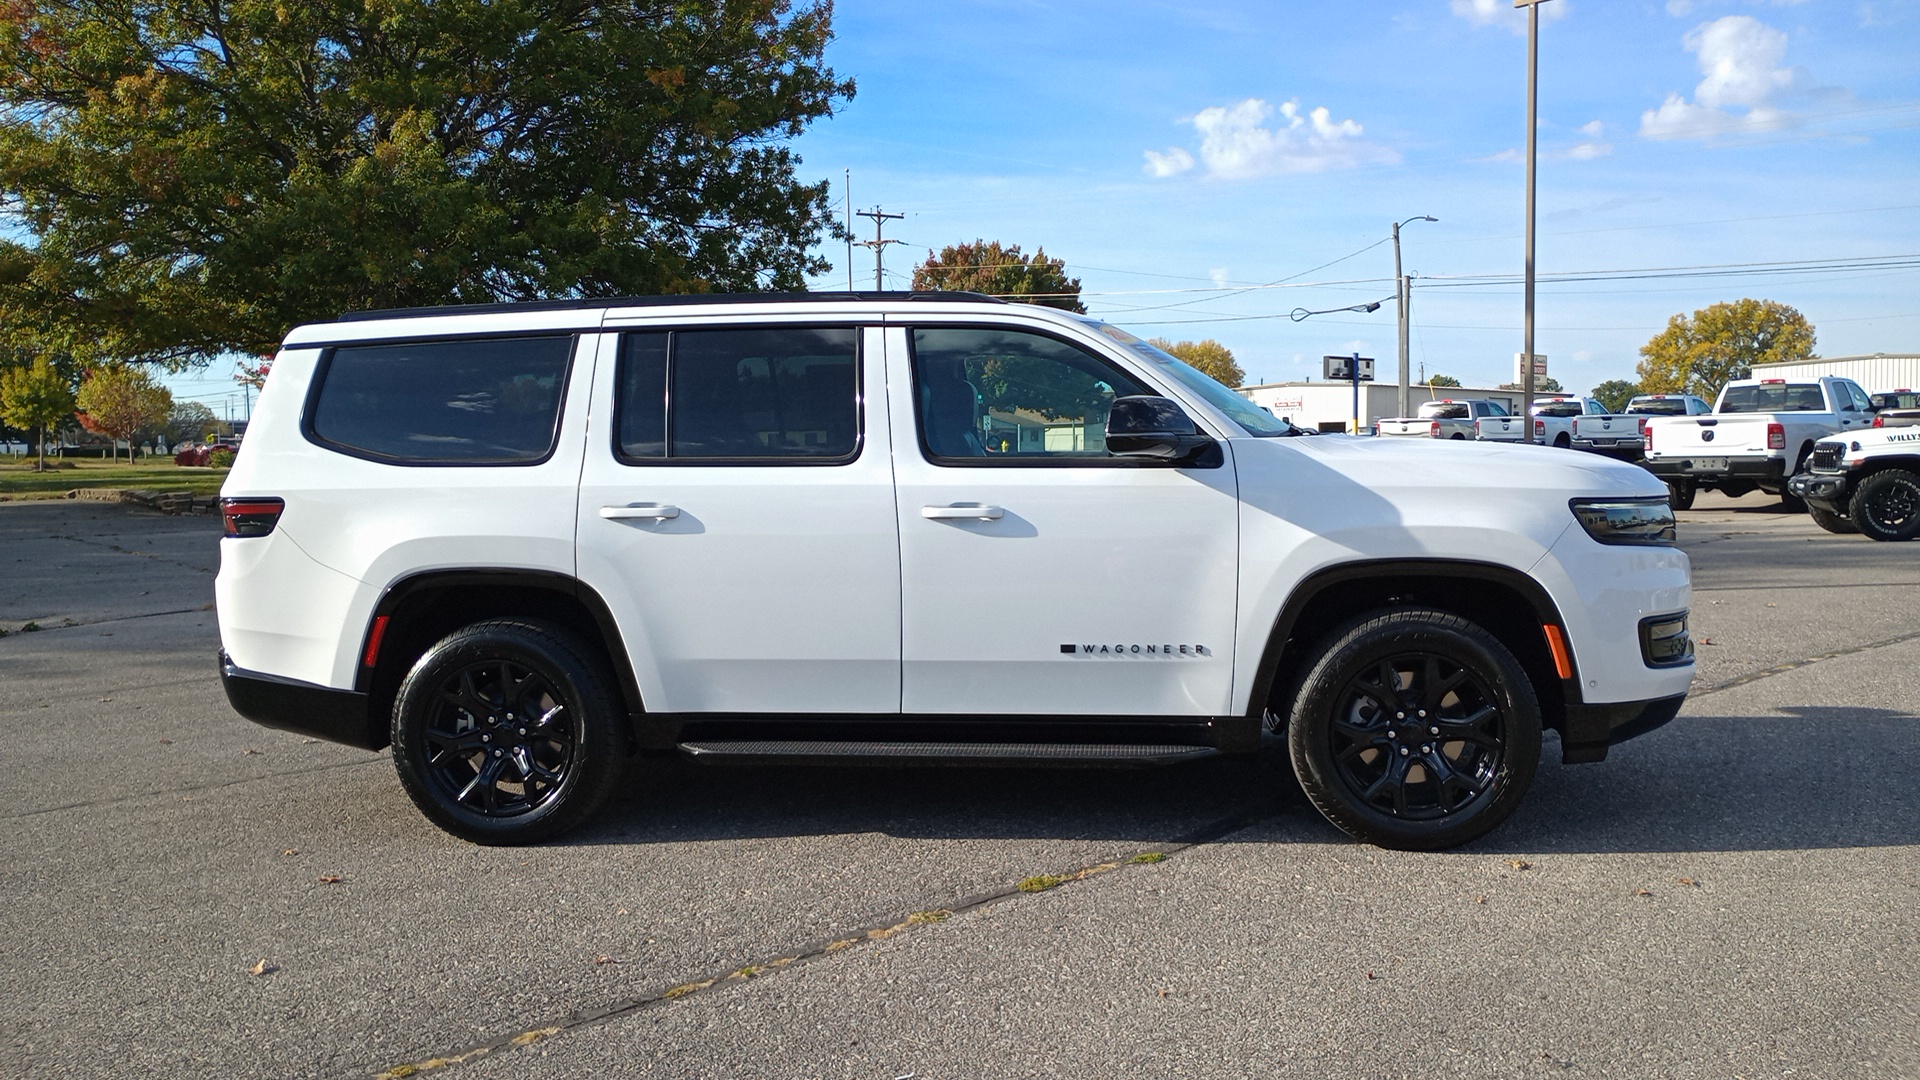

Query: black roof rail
left=333, top=291, right=1009, bottom=323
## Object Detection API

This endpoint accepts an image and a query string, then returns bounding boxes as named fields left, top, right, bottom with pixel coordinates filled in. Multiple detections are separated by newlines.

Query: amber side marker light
left=220, top=498, right=285, bottom=538
left=1542, top=625, right=1574, bottom=680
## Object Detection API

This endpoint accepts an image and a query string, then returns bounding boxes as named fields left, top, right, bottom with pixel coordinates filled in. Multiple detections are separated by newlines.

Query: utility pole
left=855, top=207, right=905, bottom=292
left=844, top=170, right=854, bottom=292
left=1517, top=0, right=1555, bottom=442
left=1393, top=215, right=1437, bottom=419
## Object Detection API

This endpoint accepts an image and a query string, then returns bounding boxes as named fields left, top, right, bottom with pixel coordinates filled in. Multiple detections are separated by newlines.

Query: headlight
left=1569, top=497, right=1677, bottom=546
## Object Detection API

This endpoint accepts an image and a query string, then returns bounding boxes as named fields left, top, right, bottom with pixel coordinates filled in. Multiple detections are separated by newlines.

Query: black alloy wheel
left=1288, top=609, right=1541, bottom=850
left=1850, top=469, right=1920, bottom=542
left=391, top=619, right=627, bottom=844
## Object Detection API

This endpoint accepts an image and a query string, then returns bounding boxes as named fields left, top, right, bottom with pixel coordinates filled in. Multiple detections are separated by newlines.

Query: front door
left=575, top=325, right=900, bottom=714
left=884, top=323, right=1241, bottom=717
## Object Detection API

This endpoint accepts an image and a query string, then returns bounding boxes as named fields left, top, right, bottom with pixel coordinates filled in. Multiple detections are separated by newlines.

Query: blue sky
left=785, top=0, right=1920, bottom=392
left=170, top=0, right=1920, bottom=413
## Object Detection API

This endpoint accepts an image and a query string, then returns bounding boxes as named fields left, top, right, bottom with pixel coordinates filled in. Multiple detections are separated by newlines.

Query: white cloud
left=1209, top=268, right=1231, bottom=288
left=1451, top=0, right=1568, bottom=35
left=1640, top=15, right=1805, bottom=139
left=1146, top=98, right=1398, bottom=181
left=1142, top=147, right=1195, bottom=177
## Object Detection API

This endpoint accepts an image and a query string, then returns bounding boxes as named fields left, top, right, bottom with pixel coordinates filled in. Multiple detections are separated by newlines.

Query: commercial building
left=1748, top=353, right=1920, bottom=393
left=1237, top=381, right=1526, bottom=433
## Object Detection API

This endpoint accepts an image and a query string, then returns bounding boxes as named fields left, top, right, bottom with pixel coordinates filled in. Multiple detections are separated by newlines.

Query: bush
left=209, top=448, right=237, bottom=469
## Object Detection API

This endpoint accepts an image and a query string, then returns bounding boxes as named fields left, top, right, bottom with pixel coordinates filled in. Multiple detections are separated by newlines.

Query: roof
left=334, top=291, right=1007, bottom=323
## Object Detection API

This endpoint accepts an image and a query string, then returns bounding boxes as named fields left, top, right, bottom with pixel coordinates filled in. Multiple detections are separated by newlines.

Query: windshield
left=1719, top=383, right=1825, bottom=413
left=1090, top=323, right=1297, bottom=436
left=1533, top=400, right=1583, bottom=417
left=1419, top=402, right=1470, bottom=420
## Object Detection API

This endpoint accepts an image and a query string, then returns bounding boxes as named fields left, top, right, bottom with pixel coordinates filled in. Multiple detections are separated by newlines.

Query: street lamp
left=1393, top=215, right=1438, bottom=419
left=1517, top=0, right=1556, bottom=441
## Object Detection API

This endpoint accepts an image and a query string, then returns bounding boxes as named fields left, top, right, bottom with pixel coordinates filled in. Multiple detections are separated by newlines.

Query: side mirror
left=1106, top=396, right=1216, bottom=463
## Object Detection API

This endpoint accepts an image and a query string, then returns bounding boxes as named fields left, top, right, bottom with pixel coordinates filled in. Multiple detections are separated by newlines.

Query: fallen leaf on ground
left=1676, top=877, right=1700, bottom=887
left=282, top=849, right=299, bottom=856
left=594, top=956, right=620, bottom=965
left=1636, top=888, right=1654, bottom=897
left=318, top=875, right=344, bottom=884
left=250, top=959, right=276, bottom=976
left=1508, top=859, right=1533, bottom=871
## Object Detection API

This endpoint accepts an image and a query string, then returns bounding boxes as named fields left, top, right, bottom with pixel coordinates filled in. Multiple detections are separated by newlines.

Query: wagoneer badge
left=1062, top=643, right=1211, bottom=656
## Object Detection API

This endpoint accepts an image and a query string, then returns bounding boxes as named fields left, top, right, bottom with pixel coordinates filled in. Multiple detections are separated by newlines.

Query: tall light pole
left=1517, top=0, right=1554, bottom=442
left=1393, top=215, right=1437, bottom=419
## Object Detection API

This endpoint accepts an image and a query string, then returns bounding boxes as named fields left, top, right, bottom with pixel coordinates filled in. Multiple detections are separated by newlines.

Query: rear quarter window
left=306, top=336, right=575, bottom=465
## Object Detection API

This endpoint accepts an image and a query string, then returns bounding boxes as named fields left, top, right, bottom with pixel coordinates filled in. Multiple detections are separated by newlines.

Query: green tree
left=76, top=365, right=173, bottom=464
left=1591, top=379, right=1640, bottom=413
left=165, top=401, right=223, bottom=446
left=1426, top=375, right=1462, bottom=388
left=0, top=355, right=77, bottom=470
left=0, top=0, right=853, bottom=367
left=1636, top=299, right=1815, bottom=400
left=911, top=241, right=1084, bottom=312
left=1148, top=338, right=1245, bottom=388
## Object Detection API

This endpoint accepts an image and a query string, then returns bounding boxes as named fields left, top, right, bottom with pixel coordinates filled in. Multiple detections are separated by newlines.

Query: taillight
left=1767, top=422, right=1785, bottom=450
left=1874, top=415, right=1885, bottom=428
left=1644, top=423, right=1652, bottom=450
left=1534, top=419, right=1546, bottom=439
left=1572, top=419, right=1581, bottom=437
left=1431, top=420, right=1442, bottom=437
left=221, top=497, right=284, bottom=538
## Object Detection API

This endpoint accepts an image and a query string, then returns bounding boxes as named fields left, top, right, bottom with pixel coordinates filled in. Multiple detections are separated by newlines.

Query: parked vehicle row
left=1642, top=376, right=1877, bottom=511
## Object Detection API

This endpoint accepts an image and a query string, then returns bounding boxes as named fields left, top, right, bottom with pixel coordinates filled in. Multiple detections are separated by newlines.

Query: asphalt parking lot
left=2, top=493, right=1915, bottom=1080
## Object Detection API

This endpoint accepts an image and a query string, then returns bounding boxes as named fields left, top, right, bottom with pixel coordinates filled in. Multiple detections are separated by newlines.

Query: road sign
left=1324, top=355, right=1376, bottom=381
left=1514, top=353, right=1548, bottom=381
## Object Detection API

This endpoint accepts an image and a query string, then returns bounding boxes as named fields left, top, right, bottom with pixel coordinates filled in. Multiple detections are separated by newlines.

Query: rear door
left=574, top=324, right=901, bottom=714
left=883, top=321, right=1241, bottom=717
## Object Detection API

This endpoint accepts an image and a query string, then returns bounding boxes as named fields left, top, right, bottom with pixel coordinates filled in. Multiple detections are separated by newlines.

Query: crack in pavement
left=1690, top=625, right=1920, bottom=698
left=2, top=757, right=386, bottom=821
left=42, top=530, right=218, bottom=577
left=349, top=807, right=1274, bottom=1080
left=0, top=604, right=215, bottom=637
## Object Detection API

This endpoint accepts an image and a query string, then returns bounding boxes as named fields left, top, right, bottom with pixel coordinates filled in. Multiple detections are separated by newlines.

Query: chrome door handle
left=600, top=504, right=680, bottom=520
left=921, top=504, right=1004, bottom=520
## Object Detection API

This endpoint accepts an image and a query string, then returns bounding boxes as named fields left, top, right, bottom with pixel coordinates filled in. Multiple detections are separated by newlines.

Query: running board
left=676, top=740, right=1221, bottom=767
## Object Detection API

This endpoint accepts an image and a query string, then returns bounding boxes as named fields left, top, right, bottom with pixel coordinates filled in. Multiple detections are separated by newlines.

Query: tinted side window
left=308, top=336, right=573, bottom=464
left=911, top=327, right=1150, bottom=461
left=616, top=327, right=859, bottom=463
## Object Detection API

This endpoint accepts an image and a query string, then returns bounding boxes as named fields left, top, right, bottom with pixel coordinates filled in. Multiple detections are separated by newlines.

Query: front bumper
left=1787, top=470, right=1850, bottom=511
left=219, top=651, right=384, bottom=750
left=1558, top=694, right=1687, bottom=764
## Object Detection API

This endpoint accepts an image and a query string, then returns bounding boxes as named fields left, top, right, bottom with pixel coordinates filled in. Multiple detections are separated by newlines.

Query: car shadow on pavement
left=1492, top=706, right=1920, bottom=854
left=576, top=747, right=1327, bottom=848
left=568, top=707, right=1917, bottom=855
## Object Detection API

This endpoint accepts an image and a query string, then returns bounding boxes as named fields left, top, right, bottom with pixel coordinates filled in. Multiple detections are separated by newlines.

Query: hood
left=1268, top=433, right=1667, bottom=500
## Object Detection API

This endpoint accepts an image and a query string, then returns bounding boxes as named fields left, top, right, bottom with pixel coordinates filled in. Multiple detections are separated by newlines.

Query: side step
left=676, top=740, right=1220, bottom=767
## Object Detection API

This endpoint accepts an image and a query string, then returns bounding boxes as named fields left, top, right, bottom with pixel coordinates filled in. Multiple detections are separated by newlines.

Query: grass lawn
left=0, top=457, right=229, bottom=500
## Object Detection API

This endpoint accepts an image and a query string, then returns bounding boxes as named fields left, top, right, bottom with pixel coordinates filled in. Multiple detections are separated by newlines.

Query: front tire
left=1287, top=609, right=1542, bottom=851
left=1850, top=469, right=1920, bottom=542
left=391, top=619, right=628, bottom=844
left=1808, top=505, right=1858, bottom=535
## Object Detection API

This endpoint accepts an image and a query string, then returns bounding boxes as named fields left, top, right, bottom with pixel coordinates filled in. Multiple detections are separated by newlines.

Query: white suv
left=217, top=293, right=1694, bottom=850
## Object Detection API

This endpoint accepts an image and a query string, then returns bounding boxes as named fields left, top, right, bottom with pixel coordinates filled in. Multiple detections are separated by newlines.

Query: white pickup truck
left=1378, top=399, right=1512, bottom=440
left=1526, top=397, right=1609, bottom=448
left=1562, top=393, right=1711, bottom=461
left=1642, top=376, right=1878, bottom=509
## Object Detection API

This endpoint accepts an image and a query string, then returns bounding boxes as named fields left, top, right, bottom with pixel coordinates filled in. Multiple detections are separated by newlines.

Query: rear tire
left=1666, top=481, right=1696, bottom=511
left=1808, top=505, right=1858, bottom=535
left=1553, top=433, right=1571, bottom=449
left=1287, top=608, right=1541, bottom=851
left=1850, top=469, right=1920, bottom=542
left=391, top=619, right=628, bottom=844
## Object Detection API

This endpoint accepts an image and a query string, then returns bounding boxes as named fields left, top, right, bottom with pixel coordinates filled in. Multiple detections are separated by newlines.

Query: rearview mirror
left=1106, top=396, right=1216, bottom=464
